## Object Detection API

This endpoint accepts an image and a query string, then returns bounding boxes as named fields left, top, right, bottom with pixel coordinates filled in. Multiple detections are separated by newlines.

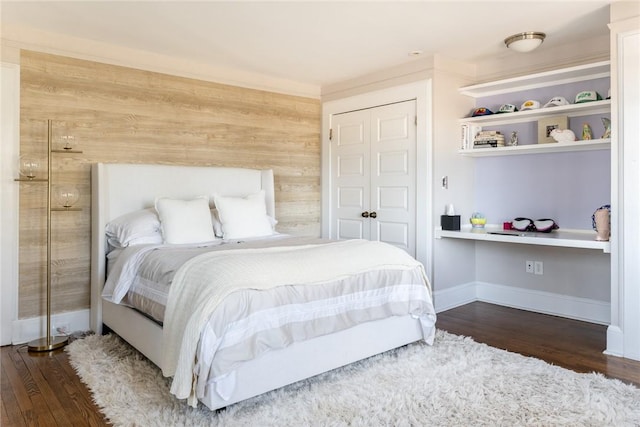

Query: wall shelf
left=435, top=226, right=611, bottom=253
left=458, top=138, right=610, bottom=157
left=458, top=60, right=612, bottom=157
left=459, top=61, right=611, bottom=97
left=459, top=100, right=611, bottom=126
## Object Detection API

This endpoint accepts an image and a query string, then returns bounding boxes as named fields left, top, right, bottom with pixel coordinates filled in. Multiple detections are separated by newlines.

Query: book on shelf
left=473, top=130, right=504, bottom=146
left=474, top=136, right=505, bottom=142
left=474, top=135, right=504, bottom=144
left=473, top=140, right=505, bottom=148
left=476, top=130, right=502, bottom=136
left=473, top=145, right=504, bottom=149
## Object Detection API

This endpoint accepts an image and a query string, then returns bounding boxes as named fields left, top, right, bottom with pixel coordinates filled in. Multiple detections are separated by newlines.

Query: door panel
left=377, top=114, right=409, bottom=142
left=378, top=150, right=408, bottom=175
left=338, top=121, right=366, bottom=146
left=376, top=221, right=409, bottom=248
left=377, top=186, right=408, bottom=210
left=337, top=218, right=364, bottom=240
left=338, top=155, right=364, bottom=176
left=338, top=186, right=364, bottom=207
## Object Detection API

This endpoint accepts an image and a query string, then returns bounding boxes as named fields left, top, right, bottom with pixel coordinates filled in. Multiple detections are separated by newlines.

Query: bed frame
left=90, top=162, right=425, bottom=410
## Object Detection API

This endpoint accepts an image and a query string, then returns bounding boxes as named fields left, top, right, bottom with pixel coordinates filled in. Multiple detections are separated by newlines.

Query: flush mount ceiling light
left=504, top=32, right=546, bottom=53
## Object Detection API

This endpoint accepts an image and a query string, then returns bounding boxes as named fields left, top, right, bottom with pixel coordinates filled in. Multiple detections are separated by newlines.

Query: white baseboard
left=434, top=281, right=610, bottom=325
left=604, top=325, right=624, bottom=357
left=433, top=281, right=477, bottom=313
left=11, top=309, right=91, bottom=345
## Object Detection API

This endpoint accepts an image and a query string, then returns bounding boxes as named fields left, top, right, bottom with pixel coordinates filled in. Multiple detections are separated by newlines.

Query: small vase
left=594, top=209, right=610, bottom=241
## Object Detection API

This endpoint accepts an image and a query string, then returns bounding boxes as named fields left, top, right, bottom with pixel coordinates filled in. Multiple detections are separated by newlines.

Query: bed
left=90, top=162, right=436, bottom=410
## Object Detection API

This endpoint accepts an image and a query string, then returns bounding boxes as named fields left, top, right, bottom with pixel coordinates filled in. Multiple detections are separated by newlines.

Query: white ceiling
left=1, top=1, right=613, bottom=88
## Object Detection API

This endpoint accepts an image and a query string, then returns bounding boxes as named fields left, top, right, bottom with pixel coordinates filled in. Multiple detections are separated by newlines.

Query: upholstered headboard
left=90, top=162, right=275, bottom=332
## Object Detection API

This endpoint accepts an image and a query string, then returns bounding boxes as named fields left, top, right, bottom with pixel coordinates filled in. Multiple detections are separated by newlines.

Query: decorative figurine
left=550, top=128, right=576, bottom=143
left=601, top=117, right=611, bottom=139
left=582, top=122, right=593, bottom=140
left=508, top=131, right=518, bottom=146
left=592, top=204, right=611, bottom=241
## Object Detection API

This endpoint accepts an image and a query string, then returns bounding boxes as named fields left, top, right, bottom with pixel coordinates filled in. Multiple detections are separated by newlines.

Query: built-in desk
left=435, top=225, right=611, bottom=253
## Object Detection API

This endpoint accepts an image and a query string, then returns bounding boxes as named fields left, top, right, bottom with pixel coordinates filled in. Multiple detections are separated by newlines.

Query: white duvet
left=162, top=239, right=435, bottom=407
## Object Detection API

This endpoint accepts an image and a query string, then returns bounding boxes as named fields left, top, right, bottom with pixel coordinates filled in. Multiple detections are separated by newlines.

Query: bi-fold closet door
left=330, top=100, right=416, bottom=256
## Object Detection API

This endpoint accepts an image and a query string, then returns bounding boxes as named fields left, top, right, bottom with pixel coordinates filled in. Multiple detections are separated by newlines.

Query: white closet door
left=370, top=101, right=416, bottom=254
left=330, top=100, right=416, bottom=255
left=331, top=109, right=371, bottom=240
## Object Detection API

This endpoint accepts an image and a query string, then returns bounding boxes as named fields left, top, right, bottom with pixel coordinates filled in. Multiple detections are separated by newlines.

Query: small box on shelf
left=441, top=215, right=461, bottom=231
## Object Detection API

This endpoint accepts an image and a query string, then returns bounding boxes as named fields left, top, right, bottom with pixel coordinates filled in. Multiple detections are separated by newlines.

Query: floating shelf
left=51, top=149, right=83, bottom=154
left=459, top=61, right=611, bottom=98
left=459, top=100, right=611, bottom=126
left=435, top=226, right=611, bottom=253
left=458, top=138, right=610, bottom=157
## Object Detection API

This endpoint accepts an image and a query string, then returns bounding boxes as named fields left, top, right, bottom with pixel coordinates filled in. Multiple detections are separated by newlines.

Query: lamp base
left=27, top=335, right=69, bottom=352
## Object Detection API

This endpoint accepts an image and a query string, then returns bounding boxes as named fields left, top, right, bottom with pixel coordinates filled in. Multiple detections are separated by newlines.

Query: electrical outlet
left=526, top=260, right=534, bottom=273
left=535, top=261, right=544, bottom=275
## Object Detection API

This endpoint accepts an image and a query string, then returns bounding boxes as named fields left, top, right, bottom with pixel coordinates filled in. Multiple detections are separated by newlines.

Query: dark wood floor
left=437, top=302, right=640, bottom=387
left=1, top=334, right=109, bottom=427
left=2, top=302, right=639, bottom=426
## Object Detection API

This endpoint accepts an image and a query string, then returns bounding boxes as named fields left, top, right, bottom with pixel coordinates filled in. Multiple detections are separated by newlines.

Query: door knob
left=361, top=211, right=369, bottom=218
left=369, top=211, right=377, bottom=218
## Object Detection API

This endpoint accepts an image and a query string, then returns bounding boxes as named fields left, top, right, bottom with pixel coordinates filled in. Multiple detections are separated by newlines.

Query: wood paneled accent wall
left=18, top=50, right=321, bottom=319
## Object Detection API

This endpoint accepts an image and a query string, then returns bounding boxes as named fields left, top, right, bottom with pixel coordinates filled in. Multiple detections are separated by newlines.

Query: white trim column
left=608, top=15, right=640, bottom=360
left=1, top=61, right=20, bottom=345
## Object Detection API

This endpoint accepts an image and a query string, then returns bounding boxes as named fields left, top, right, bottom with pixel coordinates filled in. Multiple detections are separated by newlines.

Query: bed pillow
left=105, top=208, right=162, bottom=248
left=155, top=196, right=217, bottom=244
left=213, top=190, right=275, bottom=239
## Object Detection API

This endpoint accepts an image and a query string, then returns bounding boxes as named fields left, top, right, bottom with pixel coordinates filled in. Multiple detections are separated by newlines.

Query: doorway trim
left=1, top=62, right=20, bottom=345
left=321, top=80, right=433, bottom=279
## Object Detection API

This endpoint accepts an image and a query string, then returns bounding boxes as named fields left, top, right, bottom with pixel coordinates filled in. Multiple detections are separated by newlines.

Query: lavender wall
left=473, top=150, right=610, bottom=229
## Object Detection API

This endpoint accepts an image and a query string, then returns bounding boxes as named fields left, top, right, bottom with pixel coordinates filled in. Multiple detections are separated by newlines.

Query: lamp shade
left=60, top=135, right=76, bottom=150
left=56, top=185, right=80, bottom=208
left=18, top=156, right=41, bottom=179
left=504, top=32, right=546, bottom=53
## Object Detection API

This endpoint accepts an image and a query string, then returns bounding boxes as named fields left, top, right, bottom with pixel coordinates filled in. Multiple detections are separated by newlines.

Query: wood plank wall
left=18, top=50, right=321, bottom=319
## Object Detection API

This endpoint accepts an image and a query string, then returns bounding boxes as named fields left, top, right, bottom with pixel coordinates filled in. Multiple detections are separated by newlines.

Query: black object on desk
left=441, top=215, right=461, bottom=231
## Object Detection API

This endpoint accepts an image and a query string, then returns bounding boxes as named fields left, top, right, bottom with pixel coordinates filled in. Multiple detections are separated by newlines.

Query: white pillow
left=105, top=208, right=162, bottom=248
left=155, top=196, right=217, bottom=244
left=214, top=190, right=275, bottom=239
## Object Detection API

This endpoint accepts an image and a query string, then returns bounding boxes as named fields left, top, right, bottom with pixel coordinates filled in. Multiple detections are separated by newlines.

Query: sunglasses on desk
left=512, top=218, right=559, bottom=233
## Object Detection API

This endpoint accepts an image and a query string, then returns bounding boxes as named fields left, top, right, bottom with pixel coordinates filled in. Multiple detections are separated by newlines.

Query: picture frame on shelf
left=537, top=115, right=568, bottom=144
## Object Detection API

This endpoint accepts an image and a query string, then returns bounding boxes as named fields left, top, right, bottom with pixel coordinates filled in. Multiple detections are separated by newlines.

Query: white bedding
left=164, top=239, right=435, bottom=406
left=103, top=237, right=436, bottom=407
left=103, top=235, right=322, bottom=321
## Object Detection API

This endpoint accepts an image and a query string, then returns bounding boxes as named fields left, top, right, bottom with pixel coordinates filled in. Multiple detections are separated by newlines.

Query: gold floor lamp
left=16, top=119, right=81, bottom=352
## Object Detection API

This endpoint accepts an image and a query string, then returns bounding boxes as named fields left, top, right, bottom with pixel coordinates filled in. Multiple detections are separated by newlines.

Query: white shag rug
left=66, top=330, right=640, bottom=427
